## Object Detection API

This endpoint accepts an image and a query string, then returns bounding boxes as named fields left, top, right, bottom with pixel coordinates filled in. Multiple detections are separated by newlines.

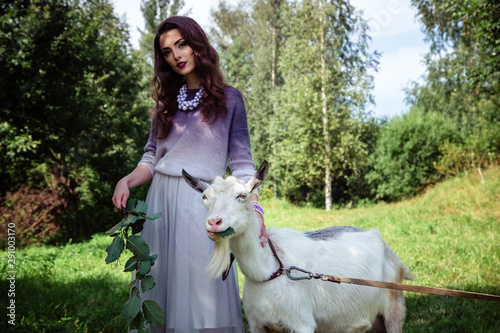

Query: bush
left=434, top=122, right=500, bottom=180
left=367, top=110, right=459, bottom=201
left=0, top=185, right=68, bottom=248
left=0, top=1, right=151, bottom=245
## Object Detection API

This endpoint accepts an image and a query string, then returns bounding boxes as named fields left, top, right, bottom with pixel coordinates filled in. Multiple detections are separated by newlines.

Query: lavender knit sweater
left=138, top=86, right=256, bottom=183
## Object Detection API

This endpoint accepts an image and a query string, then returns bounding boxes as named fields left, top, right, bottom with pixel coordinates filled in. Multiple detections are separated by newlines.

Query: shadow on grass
left=0, top=274, right=128, bottom=333
left=404, top=285, right=500, bottom=333
left=3, top=274, right=498, bottom=333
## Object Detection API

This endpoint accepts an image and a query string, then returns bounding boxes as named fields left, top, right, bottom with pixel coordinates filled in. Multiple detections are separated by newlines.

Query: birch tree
left=273, top=0, right=377, bottom=209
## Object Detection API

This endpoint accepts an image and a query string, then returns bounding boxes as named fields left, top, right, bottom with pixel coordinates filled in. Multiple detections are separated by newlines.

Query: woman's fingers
left=112, top=180, right=129, bottom=211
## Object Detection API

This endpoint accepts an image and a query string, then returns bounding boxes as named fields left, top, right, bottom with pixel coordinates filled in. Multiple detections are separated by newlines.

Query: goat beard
left=207, top=238, right=231, bottom=279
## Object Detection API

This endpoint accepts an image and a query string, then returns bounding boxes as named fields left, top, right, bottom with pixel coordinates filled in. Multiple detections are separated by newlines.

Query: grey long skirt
left=137, top=173, right=244, bottom=333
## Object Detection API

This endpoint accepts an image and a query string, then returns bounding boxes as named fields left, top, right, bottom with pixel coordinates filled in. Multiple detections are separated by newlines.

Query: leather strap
left=222, top=239, right=284, bottom=282
left=263, top=239, right=284, bottom=282
left=285, top=266, right=500, bottom=302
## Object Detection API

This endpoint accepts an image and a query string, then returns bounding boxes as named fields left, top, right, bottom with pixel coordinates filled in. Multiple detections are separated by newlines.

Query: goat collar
left=221, top=239, right=285, bottom=282
left=263, top=239, right=285, bottom=282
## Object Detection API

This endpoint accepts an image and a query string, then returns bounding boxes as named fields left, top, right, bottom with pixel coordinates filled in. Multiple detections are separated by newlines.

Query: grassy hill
left=1, top=167, right=499, bottom=332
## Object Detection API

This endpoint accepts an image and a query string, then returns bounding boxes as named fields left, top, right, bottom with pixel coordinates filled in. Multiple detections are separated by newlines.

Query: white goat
left=183, top=161, right=413, bottom=333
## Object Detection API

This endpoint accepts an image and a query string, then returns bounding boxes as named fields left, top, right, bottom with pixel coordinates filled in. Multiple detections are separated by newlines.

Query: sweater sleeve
left=138, top=118, right=158, bottom=177
left=227, top=89, right=257, bottom=185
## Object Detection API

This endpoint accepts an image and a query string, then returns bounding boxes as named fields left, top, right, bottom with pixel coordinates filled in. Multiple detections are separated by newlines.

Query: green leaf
left=145, top=212, right=161, bottom=220
left=127, top=235, right=151, bottom=261
left=124, top=256, right=139, bottom=272
left=149, top=254, right=158, bottom=265
left=105, top=236, right=124, bottom=264
left=215, top=227, right=235, bottom=238
left=126, top=198, right=137, bottom=211
left=122, top=214, right=138, bottom=226
left=139, top=260, right=151, bottom=275
left=123, top=288, right=142, bottom=325
left=105, top=221, right=123, bottom=234
left=141, top=275, right=155, bottom=292
left=135, top=199, right=148, bottom=214
left=129, top=312, right=143, bottom=331
left=143, top=300, right=165, bottom=328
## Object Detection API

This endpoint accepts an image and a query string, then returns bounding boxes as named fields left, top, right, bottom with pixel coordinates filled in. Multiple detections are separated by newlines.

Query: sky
left=111, top=0, right=429, bottom=119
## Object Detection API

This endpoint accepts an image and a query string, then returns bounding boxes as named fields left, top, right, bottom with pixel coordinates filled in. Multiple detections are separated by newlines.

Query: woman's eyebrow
left=162, top=38, right=184, bottom=52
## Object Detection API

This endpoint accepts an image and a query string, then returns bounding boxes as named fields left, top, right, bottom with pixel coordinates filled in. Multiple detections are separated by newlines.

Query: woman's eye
left=162, top=51, right=170, bottom=57
left=179, top=41, right=187, bottom=47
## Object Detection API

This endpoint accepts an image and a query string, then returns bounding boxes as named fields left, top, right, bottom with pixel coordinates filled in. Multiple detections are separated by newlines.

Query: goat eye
left=237, top=193, right=247, bottom=200
left=202, top=195, right=207, bottom=200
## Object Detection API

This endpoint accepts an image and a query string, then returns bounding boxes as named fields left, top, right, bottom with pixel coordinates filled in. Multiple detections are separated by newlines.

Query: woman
left=112, top=16, right=266, bottom=333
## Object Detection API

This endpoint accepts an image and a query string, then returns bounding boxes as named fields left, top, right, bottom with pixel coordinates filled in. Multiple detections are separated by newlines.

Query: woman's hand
left=112, top=177, right=130, bottom=211
left=251, top=193, right=268, bottom=247
left=256, top=211, right=268, bottom=248
left=111, top=165, right=153, bottom=211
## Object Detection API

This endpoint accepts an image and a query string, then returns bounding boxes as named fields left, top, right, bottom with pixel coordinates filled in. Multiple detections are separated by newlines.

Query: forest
left=1, top=0, right=498, bottom=245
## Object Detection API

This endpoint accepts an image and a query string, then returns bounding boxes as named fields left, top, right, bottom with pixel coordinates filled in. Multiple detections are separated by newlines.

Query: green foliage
left=367, top=110, right=459, bottom=201
left=210, top=1, right=253, bottom=89
left=211, top=0, right=378, bottom=208
left=0, top=0, right=151, bottom=243
left=104, top=198, right=164, bottom=331
left=404, top=0, right=500, bottom=189
left=405, top=53, right=500, bottom=129
left=270, top=0, right=377, bottom=206
left=215, top=226, right=236, bottom=238
left=433, top=121, right=500, bottom=178
left=410, top=0, right=499, bottom=92
left=142, top=300, right=165, bottom=328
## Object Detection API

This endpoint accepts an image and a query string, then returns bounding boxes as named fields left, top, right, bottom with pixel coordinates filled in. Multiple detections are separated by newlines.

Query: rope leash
left=285, top=266, right=500, bottom=302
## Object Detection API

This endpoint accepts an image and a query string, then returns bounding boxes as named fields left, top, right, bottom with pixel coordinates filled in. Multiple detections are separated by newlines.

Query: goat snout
left=207, top=218, right=223, bottom=232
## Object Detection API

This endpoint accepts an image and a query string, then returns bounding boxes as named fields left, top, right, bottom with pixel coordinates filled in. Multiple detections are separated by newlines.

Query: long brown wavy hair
left=151, top=16, right=227, bottom=139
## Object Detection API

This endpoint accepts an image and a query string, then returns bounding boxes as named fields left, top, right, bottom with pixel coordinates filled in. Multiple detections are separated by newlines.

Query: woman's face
left=159, top=28, right=198, bottom=87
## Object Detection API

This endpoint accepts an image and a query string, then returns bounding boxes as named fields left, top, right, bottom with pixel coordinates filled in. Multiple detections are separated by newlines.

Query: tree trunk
left=271, top=24, right=278, bottom=198
left=319, top=0, right=332, bottom=211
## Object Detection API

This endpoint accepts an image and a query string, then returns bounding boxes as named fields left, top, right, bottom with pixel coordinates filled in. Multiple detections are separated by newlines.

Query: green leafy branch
left=105, top=198, right=164, bottom=332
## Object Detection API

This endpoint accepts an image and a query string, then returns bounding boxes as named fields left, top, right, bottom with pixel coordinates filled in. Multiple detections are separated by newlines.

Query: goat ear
left=182, top=169, right=208, bottom=193
left=247, top=160, right=269, bottom=193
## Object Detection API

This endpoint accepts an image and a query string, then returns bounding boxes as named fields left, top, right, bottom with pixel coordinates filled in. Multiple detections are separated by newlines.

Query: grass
left=0, top=235, right=130, bottom=332
left=1, top=167, right=499, bottom=332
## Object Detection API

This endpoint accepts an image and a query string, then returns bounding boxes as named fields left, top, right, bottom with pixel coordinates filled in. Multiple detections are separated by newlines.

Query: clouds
left=370, top=45, right=427, bottom=117
left=351, top=0, right=428, bottom=118
left=352, top=0, right=420, bottom=38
